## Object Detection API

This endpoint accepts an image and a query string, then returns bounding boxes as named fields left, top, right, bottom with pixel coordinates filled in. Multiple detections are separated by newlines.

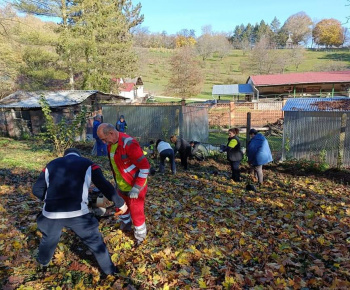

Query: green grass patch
left=0, top=137, right=55, bottom=171
left=138, top=48, right=350, bottom=102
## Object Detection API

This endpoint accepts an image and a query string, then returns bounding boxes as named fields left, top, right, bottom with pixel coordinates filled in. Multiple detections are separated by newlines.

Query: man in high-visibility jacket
left=97, top=123, right=150, bottom=245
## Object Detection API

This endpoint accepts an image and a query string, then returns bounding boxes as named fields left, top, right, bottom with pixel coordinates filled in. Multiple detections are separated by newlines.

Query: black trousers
left=229, top=160, right=241, bottom=182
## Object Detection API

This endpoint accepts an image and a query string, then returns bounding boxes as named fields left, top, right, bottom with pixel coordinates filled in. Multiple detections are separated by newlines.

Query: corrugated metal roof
left=282, top=97, right=350, bottom=112
left=212, top=84, right=253, bottom=95
left=0, top=90, right=101, bottom=108
left=249, top=70, right=350, bottom=86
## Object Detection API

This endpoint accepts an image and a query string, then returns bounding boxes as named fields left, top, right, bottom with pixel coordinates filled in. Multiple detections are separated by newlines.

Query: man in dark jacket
left=32, top=148, right=127, bottom=276
left=93, top=114, right=107, bottom=156
left=170, top=135, right=191, bottom=170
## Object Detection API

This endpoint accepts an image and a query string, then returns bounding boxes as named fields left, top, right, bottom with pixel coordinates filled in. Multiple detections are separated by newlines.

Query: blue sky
left=133, top=0, right=350, bottom=35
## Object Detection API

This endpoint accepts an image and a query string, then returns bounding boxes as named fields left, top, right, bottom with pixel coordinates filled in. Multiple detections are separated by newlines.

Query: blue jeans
left=95, top=139, right=107, bottom=156
left=37, top=213, right=116, bottom=275
left=159, top=149, right=176, bottom=173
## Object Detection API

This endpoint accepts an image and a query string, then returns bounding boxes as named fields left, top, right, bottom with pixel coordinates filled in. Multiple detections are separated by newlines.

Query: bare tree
left=289, top=47, right=306, bottom=71
left=283, top=12, right=313, bottom=46
left=167, top=47, right=203, bottom=98
left=240, top=37, right=293, bottom=74
left=213, top=34, right=232, bottom=59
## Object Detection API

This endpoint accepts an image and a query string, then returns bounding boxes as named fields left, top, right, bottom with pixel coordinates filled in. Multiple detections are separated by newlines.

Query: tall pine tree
left=13, top=0, right=143, bottom=92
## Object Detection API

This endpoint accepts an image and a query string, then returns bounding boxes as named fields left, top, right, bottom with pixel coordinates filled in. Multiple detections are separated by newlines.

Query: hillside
left=136, top=48, right=350, bottom=100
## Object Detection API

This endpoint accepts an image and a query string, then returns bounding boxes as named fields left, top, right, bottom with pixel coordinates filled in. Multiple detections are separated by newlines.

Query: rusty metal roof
left=0, top=90, right=107, bottom=108
left=282, top=97, right=350, bottom=112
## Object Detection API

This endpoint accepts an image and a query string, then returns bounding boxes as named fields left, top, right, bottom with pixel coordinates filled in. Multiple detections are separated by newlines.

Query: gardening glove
left=129, top=186, right=140, bottom=199
left=115, top=203, right=128, bottom=216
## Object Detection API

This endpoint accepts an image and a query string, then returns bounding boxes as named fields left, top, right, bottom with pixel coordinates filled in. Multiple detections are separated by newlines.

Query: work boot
left=119, top=221, right=132, bottom=233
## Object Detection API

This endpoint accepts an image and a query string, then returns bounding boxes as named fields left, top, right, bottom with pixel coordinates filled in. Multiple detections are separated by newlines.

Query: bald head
left=97, top=123, right=119, bottom=145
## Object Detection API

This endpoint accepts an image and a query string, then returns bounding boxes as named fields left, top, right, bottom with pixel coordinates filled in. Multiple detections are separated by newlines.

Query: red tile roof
left=119, top=83, right=135, bottom=92
left=249, top=71, right=350, bottom=86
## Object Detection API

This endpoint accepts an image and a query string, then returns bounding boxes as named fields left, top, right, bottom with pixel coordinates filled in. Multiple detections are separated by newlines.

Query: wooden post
left=229, top=102, right=235, bottom=128
left=246, top=112, right=251, bottom=149
left=337, top=113, right=347, bottom=169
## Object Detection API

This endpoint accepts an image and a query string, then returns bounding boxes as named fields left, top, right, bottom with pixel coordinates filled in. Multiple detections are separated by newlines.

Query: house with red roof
left=247, top=71, right=350, bottom=101
left=111, top=77, right=145, bottom=102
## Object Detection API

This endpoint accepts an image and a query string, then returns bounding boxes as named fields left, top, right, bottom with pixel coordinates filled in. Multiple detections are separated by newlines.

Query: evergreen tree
left=12, top=0, right=143, bottom=92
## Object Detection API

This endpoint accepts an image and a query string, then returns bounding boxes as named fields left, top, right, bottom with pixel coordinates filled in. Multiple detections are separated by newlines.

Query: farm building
left=111, top=77, right=146, bottom=102
left=248, top=71, right=350, bottom=101
left=282, top=98, right=350, bottom=168
left=0, top=90, right=126, bottom=139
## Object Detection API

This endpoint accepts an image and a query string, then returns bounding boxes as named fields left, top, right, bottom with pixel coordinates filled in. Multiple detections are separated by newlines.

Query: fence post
left=337, top=113, right=347, bottom=169
left=246, top=112, right=251, bottom=149
left=229, top=102, right=235, bottom=128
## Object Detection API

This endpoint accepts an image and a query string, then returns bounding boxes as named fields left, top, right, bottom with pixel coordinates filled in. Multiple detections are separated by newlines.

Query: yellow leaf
left=226, top=189, right=233, bottom=194
left=44, top=275, right=56, bottom=282
left=137, top=264, right=146, bottom=273
left=54, top=250, right=65, bottom=265
left=239, top=238, right=245, bottom=246
left=223, top=276, right=235, bottom=288
left=12, top=240, right=22, bottom=250
left=163, top=284, right=170, bottom=290
left=198, top=278, right=207, bottom=288
left=201, top=266, right=211, bottom=276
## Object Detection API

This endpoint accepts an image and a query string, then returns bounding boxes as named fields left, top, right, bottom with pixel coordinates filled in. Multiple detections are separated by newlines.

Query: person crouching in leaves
left=156, top=139, right=176, bottom=174
left=32, top=148, right=127, bottom=276
left=224, top=128, right=243, bottom=182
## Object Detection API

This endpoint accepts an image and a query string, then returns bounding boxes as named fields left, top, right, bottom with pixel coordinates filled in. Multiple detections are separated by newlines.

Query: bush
left=38, top=96, right=88, bottom=156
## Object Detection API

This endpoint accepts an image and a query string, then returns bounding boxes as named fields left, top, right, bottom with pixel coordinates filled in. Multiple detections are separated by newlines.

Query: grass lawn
left=138, top=48, right=350, bottom=101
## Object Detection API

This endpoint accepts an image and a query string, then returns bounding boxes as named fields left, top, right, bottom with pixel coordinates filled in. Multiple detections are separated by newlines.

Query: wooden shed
left=0, top=90, right=126, bottom=139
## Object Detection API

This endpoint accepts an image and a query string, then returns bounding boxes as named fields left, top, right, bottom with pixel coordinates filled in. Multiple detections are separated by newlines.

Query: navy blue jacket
left=32, top=153, right=124, bottom=219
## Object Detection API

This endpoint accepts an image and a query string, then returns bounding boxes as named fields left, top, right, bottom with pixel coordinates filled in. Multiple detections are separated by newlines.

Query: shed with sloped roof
left=247, top=71, right=350, bottom=100
left=212, top=84, right=254, bottom=101
left=0, top=90, right=126, bottom=138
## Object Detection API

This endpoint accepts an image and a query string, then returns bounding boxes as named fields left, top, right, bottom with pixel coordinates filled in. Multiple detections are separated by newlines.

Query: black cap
left=64, top=148, right=81, bottom=156
left=249, top=129, right=258, bottom=135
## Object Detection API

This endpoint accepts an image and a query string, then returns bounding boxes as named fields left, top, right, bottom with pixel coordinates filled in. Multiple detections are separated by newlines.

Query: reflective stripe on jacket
left=108, top=132, right=150, bottom=190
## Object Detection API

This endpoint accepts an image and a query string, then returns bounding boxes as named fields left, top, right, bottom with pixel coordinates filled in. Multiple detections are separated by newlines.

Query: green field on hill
left=137, top=48, right=350, bottom=101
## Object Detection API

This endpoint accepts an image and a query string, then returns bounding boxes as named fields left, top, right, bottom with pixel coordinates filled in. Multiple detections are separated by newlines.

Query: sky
left=133, top=0, right=350, bottom=35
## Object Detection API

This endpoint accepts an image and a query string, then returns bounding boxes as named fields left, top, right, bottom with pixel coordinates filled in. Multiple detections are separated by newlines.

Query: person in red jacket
left=97, top=123, right=150, bottom=245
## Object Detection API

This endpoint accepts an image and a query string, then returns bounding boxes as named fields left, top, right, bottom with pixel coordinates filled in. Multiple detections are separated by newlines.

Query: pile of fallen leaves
left=0, top=144, right=350, bottom=289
